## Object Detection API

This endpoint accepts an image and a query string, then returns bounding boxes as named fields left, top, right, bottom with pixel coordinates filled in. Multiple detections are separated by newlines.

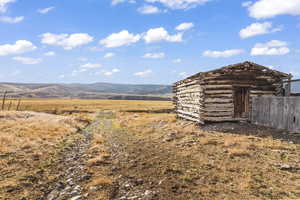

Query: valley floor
left=0, top=100, right=299, bottom=199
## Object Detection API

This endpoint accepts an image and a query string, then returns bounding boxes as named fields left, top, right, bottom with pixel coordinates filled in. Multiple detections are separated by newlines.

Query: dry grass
left=117, top=111, right=300, bottom=199
left=18, top=98, right=172, bottom=113
left=87, top=177, right=113, bottom=187
left=0, top=111, right=87, bottom=199
left=1, top=99, right=299, bottom=200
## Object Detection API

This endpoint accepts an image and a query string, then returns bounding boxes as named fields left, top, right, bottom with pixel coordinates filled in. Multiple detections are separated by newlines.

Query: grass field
left=0, top=99, right=299, bottom=200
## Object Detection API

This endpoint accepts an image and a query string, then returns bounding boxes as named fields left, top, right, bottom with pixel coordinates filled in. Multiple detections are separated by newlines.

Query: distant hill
left=0, top=82, right=172, bottom=100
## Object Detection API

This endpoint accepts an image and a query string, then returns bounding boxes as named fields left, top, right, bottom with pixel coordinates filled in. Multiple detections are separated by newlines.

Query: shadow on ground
left=200, top=122, right=300, bottom=144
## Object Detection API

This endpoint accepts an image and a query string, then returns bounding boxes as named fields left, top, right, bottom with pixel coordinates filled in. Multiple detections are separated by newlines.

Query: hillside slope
left=0, top=82, right=172, bottom=100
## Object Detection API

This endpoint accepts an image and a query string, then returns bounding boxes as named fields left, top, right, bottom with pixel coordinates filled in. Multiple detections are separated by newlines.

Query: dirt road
left=83, top=111, right=300, bottom=200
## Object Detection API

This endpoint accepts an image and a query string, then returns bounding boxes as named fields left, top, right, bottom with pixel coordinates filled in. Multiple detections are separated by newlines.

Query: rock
left=47, top=190, right=59, bottom=200
left=70, top=195, right=82, bottom=200
left=89, top=186, right=98, bottom=191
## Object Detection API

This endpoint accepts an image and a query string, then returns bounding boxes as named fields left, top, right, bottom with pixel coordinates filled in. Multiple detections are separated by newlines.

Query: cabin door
left=234, top=87, right=250, bottom=119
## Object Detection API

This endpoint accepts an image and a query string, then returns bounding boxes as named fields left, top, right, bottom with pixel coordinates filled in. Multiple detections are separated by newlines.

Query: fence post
left=16, top=98, right=21, bottom=111
left=1, top=91, right=7, bottom=110
left=8, top=101, right=12, bottom=111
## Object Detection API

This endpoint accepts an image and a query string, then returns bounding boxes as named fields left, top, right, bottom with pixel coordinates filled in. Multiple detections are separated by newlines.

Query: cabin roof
left=174, top=61, right=292, bottom=85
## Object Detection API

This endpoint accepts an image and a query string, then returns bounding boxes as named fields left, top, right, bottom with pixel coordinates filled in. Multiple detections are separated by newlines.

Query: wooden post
left=287, top=75, right=292, bottom=96
left=2, top=91, right=7, bottom=110
left=16, top=99, right=21, bottom=111
left=8, top=101, right=12, bottom=111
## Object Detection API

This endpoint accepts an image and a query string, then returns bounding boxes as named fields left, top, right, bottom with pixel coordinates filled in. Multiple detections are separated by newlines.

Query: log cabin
left=173, top=61, right=292, bottom=124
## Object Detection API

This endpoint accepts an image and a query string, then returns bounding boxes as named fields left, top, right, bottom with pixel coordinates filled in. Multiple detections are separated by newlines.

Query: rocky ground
left=1, top=110, right=299, bottom=200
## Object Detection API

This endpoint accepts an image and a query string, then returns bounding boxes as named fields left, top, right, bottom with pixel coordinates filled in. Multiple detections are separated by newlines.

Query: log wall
left=173, top=78, right=204, bottom=123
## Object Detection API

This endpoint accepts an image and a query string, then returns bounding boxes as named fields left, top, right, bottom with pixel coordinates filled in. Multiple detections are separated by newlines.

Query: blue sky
left=0, top=0, right=299, bottom=84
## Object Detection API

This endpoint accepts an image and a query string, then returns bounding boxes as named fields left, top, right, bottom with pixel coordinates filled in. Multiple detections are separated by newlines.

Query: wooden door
left=234, top=87, right=249, bottom=118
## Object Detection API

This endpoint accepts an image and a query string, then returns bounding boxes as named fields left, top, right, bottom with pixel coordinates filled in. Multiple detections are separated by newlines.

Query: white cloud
left=203, top=49, right=244, bottom=58
left=37, top=6, right=55, bottom=14
left=144, top=27, right=183, bottom=43
left=0, top=0, right=15, bottom=13
left=134, top=69, right=152, bottom=77
left=104, top=52, right=115, bottom=58
left=0, top=40, right=37, bottom=56
left=143, top=52, right=165, bottom=59
left=251, top=40, right=290, bottom=56
left=41, top=33, right=93, bottom=50
left=44, top=51, right=55, bottom=56
left=80, top=63, right=102, bottom=69
left=145, top=0, right=210, bottom=9
left=248, top=0, right=300, bottom=19
left=239, top=22, right=282, bottom=39
left=111, top=0, right=136, bottom=5
left=242, top=1, right=252, bottom=7
left=13, top=56, right=42, bottom=65
left=0, top=16, right=24, bottom=23
left=173, top=58, right=182, bottom=63
left=100, top=30, right=141, bottom=48
left=103, top=68, right=120, bottom=76
left=175, top=22, right=194, bottom=31
left=138, top=5, right=162, bottom=14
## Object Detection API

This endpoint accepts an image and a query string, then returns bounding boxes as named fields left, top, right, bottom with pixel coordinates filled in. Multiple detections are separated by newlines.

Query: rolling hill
left=0, top=82, right=172, bottom=100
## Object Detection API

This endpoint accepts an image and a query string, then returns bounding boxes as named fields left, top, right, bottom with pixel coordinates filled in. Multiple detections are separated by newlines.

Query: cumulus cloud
left=44, top=51, right=55, bottom=56
left=111, top=0, right=136, bottom=5
left=145, top=0, right=210, bottom=9
left=37, top=7, right=55, bottom=14
left=144, top=27, right=183, bottom=43
left=13, top=56, right=42, bottom=65
left=239, top=22, right=282, bottom=39
left=103, top=68, right=120, bottom=76
left=203, top=49, right=244, bottom=58
left=0, top=40, right=37, bottom=56
left=0, top=0, right=16, bottom=13
left=134, top=69, right=152, bottom=77
left=80, top=63, right=102, bottom=69
left=138, top=5, right=162, bottom=14
left=104, top=52, right=115, bottom=58
left=100, top=30, right=141, bottom=48
left=143, top=52, right=165, bottom=59
left=175, top=22, right=194, bottom=31
left=41, top=33, right=93, bottom=50
left=251, top=40, right=290, bottom=56
left=242, top=1, right=252, bottom=7
left=0, top=16, right=24, bottom=23
left=248, top=0, right=300, bottom=19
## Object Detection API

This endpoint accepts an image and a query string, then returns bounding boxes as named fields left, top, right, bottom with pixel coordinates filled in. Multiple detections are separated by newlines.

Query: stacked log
left=173, top=78, right=204, bottom=123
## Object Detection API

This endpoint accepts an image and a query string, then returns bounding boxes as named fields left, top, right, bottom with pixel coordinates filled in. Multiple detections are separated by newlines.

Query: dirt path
left=40, top=128, right=93, bottom=200
left=85, top=111, right=204, bottom=200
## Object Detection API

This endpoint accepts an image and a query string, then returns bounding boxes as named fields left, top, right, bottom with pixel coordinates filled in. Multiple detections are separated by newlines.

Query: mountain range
left=0, top=82, right=172, bottom=100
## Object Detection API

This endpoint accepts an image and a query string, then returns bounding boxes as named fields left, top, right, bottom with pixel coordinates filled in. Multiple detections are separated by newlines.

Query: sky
left=0, top=0, right=299, bottom=84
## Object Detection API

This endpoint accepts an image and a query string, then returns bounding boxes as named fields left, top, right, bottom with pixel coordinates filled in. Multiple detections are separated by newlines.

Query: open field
left=0, top=99, right=299, bottom=199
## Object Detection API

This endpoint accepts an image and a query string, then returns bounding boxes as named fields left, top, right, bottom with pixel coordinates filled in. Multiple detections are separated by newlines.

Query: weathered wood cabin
left=173, top=61, right=292, bottom=124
